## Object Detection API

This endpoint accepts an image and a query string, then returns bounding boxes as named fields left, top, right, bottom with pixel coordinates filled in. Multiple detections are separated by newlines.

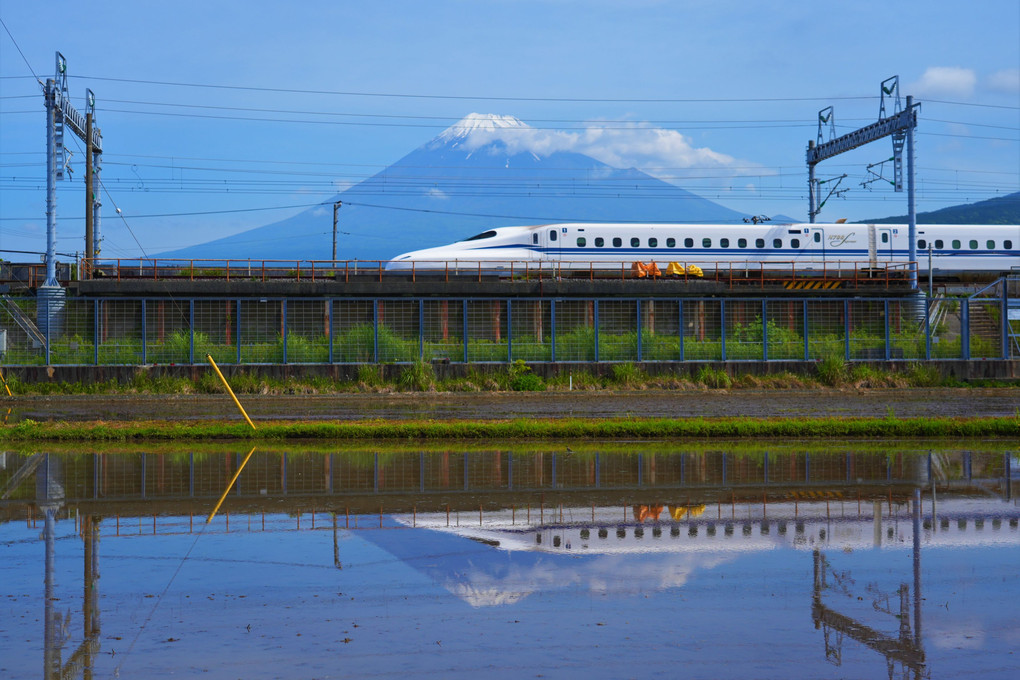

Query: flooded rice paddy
left=2, top=443, right=1019, bottom=679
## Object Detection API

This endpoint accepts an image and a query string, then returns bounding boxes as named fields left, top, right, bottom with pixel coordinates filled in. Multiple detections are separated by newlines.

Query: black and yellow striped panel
left=783, top=280, right=843, bottom=290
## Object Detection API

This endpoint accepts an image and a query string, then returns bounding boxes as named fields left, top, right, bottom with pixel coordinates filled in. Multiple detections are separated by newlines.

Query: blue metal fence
left=0, top=291, right=1013, bottom=366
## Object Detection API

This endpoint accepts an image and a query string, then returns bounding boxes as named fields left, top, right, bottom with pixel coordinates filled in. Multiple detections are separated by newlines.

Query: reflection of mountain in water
left=360, top=525, right=736, bottom=608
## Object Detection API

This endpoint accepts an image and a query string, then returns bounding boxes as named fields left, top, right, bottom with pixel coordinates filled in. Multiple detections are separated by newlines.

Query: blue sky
left=1, top=0, right=1018, bottom=260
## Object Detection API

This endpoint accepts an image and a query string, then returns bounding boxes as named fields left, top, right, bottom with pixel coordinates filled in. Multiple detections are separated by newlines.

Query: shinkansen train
left=387, top=222, right=1020, bottom=278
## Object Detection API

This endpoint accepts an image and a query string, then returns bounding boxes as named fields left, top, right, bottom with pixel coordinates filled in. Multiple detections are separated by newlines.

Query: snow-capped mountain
left=156, top=114, right=754, bottom=262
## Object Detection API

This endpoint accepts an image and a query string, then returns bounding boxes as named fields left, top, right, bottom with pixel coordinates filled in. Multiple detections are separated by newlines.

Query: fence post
left=925, top=294, right=932, bottom=360
left=282, top=299, right=289, bottom=365
left=678, top=300, right=684, bottom=362
left=189, top=299, right=195, bottom=364
left=550, top=299, right=556, bottom=362
left=237, top=299, right=243, bottom=365
left=844, top=299, right=850, bottom=361
left=720, top=299, right=727, bottom=361
left=507, top=299, right=513, bottom=363
left=962, top=301, right=970, bottom=360
left=373, top=299, right=380, bottom=364
left=636, top=299, right=642, bottom=362
left=593, top=300, right=600, bottom=362
left=884, top=299, right=891, bottom=361
left=1002, top=280, right=1009, bottom=360
left=93, top=299, right=99, bottom=366
left=802, top=299, right=809, bottom=361
left=761, top=299, right=768, bottom=362
left=418, top=299, right=424, bottom=362
left=141, top=299, right=147, bottom=365
left=462, top=300, right=468, bottom=363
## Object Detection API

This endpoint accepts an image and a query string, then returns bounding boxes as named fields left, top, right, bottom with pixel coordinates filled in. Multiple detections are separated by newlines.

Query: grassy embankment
left=0, top=356, right=1008, bottom=396
left=2, top=414, right=1017, bottom=442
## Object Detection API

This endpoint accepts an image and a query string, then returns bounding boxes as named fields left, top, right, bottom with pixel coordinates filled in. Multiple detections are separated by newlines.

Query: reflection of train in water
left=388, top=222, right=1020, bottom=278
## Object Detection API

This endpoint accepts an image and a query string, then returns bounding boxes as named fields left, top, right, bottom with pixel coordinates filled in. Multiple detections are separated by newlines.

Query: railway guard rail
left=65, top=258, right=915, bottom=289
left=0, top=287, right=1014, bottom=366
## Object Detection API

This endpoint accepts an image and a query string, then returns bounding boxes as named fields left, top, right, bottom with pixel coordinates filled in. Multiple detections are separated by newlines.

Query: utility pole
left=332, top=200, right=342, bottom=262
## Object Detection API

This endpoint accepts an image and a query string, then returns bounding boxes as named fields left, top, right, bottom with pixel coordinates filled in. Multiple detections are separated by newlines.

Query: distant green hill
left=861, top=191, right=1020, bottom=224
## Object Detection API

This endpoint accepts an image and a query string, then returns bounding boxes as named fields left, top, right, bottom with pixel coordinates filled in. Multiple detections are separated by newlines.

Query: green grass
left=2, top=414, right=1016, bottom=442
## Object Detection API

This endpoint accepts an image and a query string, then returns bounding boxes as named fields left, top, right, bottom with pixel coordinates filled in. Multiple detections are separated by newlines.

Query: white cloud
left=986, top=68, right=1020, bottom=94
left=456, top=119, right=752, bottom=181
left=910, top=67, right=977, bottom=98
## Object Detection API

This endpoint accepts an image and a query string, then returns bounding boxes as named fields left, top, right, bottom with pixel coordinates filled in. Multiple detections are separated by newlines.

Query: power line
left=0, top=17, right=43, bottom=87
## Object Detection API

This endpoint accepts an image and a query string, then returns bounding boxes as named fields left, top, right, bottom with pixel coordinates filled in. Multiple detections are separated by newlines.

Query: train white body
left=387, top=222, right=1020, bottom=276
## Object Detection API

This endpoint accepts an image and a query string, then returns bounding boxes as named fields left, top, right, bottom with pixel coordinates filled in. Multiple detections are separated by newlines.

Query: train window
left=1006, top=240, right=1013, bottom=249
left=952, top=239, right=961, bottom=249
left=918, top=239, right=926, bottom=249
left=649, top=237, right=658, bottom=248
left=756, top=238, right=765, bottom=248
left=986, top=240, right=995, bottom=249
left=576, top=237, right=586, bottom=247
left=666, top=237, right=676, bottom=248
left=969, top=239, right=978, bottom=250
left=720, top=238, right=729, bottom=248
left=934, top=239, right=943, bottom=248
left=613, top=237, right=622, bottom=247
left=595, top=237, right=604, bottom=247
left=773, top=238, right=782, bottom=248
left=549, top=230, right=557, bottom=242
left=702, top=237, right=712, bottom=248
left=791, top=238, right=800, bottom=248
left=684, top=238, right=694, bottom=248
left=813, top=232, right=821, bottom=243
left=464, top=230, right=498, bottom=241
left=631, top=237, right=640, bottom=248
left=738, top=238, right=747, bottom=248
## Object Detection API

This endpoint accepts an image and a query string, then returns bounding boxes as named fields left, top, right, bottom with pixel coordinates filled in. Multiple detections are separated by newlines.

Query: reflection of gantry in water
left=811, top=491, right=927, bottom=680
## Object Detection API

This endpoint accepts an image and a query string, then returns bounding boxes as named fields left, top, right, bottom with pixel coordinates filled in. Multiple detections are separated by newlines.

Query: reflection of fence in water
left=0, top=293, right=1010, bottom=365
left=1, top=450, right=1011, bottom=507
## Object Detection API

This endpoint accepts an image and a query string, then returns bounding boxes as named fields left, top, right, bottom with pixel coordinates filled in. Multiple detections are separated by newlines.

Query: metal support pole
left=761, top=299, right=768, bottom=361
left=332, top=201, right=342, bottom=262
left=373, top=299, right=379, bottom=364
left=1002, top=280, right=1009, bottom=360
left=593, top=300, right=600, bottom=362
left=807, top=141, right=816, bottom=224
left=189, top=299, right=195, bottom=364
left=906, top=96, right=918, bottom=290
left=44, top=80, right=58, bottom=288
left=85, top=113, right=94, bottom=276
left=418, top=299, right=424, bottom=362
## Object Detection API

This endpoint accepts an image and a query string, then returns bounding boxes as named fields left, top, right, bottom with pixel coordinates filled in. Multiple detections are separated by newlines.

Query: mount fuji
left=156, top=114, right=757, bottom=262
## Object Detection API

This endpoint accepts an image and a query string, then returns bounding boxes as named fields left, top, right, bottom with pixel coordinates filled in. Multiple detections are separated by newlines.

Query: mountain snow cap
left=433, top=113, right=529, bottom=147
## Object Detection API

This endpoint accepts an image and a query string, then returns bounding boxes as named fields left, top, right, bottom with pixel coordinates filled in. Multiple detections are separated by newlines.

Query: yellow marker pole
left=207, top=445, right=257, bottom=523
left=0, top=366, right=12, bottom=397
left=205, top=354, right=256, bottom=430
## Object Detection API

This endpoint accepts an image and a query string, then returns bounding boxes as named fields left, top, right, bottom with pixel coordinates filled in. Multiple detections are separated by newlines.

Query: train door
left=877, top=228, right=895, bottom=261
left=541, top=227, right=562, bottom=262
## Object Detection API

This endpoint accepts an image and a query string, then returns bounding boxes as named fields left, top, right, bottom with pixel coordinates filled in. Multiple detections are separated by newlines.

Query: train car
left=387, top=222, right=1020, bottom=278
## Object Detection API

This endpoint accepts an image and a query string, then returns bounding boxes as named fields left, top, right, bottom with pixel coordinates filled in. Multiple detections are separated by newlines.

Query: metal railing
left=70, top=257, right=916, bottom=289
